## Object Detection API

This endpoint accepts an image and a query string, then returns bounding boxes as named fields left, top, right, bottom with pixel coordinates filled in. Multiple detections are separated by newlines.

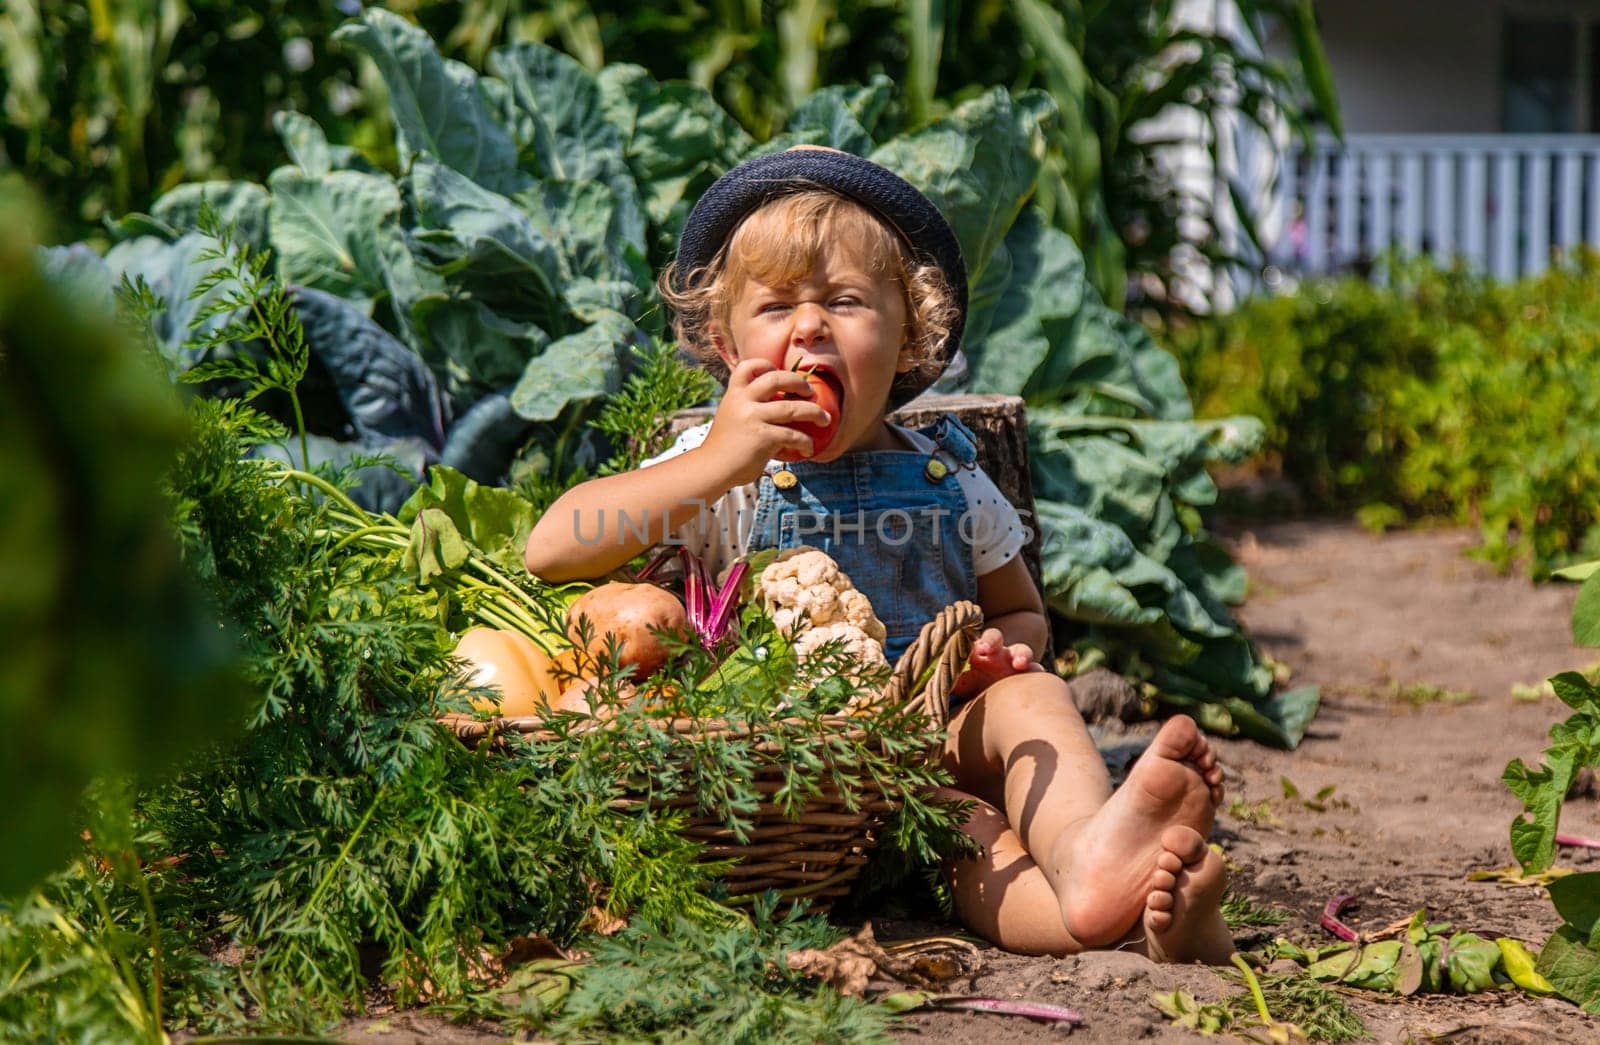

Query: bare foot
left=1143, top=826, right=1234, bottom=964
left=1050, top=715, right=1226, bottom=946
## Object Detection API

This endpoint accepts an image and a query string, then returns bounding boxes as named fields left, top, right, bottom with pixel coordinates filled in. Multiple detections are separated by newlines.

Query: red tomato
left=777, top=369, right=841, bottom=461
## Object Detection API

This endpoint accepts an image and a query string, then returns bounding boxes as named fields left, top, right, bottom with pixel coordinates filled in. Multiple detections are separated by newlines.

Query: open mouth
left=802, top=363, right=845, bottom=416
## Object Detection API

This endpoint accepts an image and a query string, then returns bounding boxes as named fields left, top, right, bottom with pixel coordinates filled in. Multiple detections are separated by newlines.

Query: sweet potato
left=565, top=581, right=688, bottom=679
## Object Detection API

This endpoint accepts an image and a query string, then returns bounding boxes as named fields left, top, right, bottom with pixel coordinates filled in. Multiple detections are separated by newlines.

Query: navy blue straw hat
left=673, top=147, right=968, bottom=408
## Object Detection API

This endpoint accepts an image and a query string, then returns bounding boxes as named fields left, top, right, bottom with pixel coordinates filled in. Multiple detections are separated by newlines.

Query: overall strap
left=914, top=413, right=980, bottom=466
left=912, top=413, right=978, bottom=483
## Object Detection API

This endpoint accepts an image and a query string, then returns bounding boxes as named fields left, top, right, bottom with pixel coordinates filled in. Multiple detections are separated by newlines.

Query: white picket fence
left=1275, top=134, right=1600, bottom=280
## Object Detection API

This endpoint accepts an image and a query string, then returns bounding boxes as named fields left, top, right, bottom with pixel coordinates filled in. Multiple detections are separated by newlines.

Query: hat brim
left=673, top=149, right=967, bottom=409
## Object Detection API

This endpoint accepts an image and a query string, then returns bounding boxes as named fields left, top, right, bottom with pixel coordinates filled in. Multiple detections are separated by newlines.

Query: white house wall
left=1311, top=0, right=1503, bottom=133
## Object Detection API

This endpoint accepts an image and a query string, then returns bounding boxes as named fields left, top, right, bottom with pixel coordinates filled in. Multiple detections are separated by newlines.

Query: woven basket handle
left=879, top=600, right=985, bottom=728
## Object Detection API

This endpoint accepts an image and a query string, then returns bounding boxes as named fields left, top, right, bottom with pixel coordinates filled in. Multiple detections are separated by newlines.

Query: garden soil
left=888, top=519, right=1600, bottom=1044
left=344, top=520, right=1600, bottom=1043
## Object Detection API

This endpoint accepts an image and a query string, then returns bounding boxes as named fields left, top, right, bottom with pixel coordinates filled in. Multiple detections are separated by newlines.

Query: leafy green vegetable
left=546, top=904, right=895, bottom=1042
left=398, top=465, right=541, bottom=579
left=1281, top=911, right=1537, bottom=999
left=1504, top=671, right=1600, bottom=874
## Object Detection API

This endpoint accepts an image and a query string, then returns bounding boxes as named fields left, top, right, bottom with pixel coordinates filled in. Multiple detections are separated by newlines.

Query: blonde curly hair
left=658, top=187, right=959, bottom=401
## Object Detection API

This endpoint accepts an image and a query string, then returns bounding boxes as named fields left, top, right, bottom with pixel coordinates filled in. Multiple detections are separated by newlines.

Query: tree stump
left=669, top=393, right=1052, bottom=662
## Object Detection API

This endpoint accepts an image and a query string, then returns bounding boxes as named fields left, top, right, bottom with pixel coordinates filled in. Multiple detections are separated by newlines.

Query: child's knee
left=982, top=671, right=1079, bottom=722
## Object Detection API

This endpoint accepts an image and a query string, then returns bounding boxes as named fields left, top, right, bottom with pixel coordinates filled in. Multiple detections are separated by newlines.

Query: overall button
left=772, top=467, right=799, bottom=490
left=924, top=456, right=950, bottom=482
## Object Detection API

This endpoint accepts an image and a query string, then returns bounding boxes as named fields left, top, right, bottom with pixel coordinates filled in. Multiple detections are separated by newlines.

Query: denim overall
left=748, top=414, right=980, bottom=665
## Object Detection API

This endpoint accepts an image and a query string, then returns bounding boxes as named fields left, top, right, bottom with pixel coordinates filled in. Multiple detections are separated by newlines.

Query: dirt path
left=896, top=519, right=1600, bottom=1043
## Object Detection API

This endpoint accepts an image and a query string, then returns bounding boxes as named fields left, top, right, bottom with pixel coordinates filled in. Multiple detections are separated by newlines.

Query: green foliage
left=1538, top=923, right=1600, bottom=1014
left=1168, top=255, right=1600, bottom=578
left=545, top=905, right=896, bottom=1042
left=1505, top=672, right=1600, bottom=877
left=0, top=0, right=389, bottom=245
left=0, top=369, right=959, bottom=1039
left=0, top=235, right=963, bottom=1038
left=7, top=2, right=1337, bottom=309
left=63, top=10, right=1301, bottom=738
left=1273, top=910, right=1540, bottom=1002
left=1153, top=972, right=1367, bottom=1043
left=1500, top=574, right=1600, bottom=1013
left=0, top=190, right=246, bottom=897
left=1221, top=891, right=1291, bottom=931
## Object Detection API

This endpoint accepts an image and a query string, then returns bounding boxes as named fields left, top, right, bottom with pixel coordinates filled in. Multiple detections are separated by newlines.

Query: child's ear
left=709, top=325, right=740, bottom=371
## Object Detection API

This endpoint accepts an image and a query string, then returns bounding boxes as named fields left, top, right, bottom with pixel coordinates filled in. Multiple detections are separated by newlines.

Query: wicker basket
left=445, top=600, right=984, bottom=912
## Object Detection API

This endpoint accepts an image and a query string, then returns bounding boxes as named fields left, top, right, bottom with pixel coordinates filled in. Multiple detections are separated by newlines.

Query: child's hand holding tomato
left=775, top=365, right=842, bottom=462
left=698, top=358, right=835, bottom=485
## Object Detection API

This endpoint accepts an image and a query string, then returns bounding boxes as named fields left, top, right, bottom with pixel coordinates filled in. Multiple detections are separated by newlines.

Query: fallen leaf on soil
left=501, top=933, right=587, bottom=966
left=1467, top=865, right=1576, bottom=886
left=579, top=905, right=628, bottom=936
left=784, top=923, right=981, bottom=996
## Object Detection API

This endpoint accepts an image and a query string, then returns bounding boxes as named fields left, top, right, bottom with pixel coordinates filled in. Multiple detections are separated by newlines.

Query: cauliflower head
left=756, top=547, right=887, bottom=644
left=793, top=621, right=890, bottom=677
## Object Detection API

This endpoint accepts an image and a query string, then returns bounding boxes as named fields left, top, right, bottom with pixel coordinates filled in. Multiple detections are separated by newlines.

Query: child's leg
left=937, top=786, right=1233, bottom=963
left=940, top=672, right=1228, bottom=954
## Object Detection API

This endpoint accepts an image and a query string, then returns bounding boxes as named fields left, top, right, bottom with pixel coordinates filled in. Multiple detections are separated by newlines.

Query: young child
left=524, top=147, right=1234, bottom=964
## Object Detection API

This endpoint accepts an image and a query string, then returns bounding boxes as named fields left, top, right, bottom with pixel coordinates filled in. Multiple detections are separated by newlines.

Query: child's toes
left=1156, top=849, right=1185, bottom=876
left=1159, top=825, right=1208, bottom=866
left=1145, top=892, right=1176, bottom=932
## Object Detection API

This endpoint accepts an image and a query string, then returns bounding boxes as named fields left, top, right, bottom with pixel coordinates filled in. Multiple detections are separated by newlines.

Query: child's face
left=715, top=240, right=911, bottom=459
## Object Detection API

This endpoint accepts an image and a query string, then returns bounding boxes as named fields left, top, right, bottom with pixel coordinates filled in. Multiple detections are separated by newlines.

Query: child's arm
left=523, top=449, right=741, bottom=582
left=952, top=554, right=1050, bottom=697
left=524, top=359, right=829, bottom=582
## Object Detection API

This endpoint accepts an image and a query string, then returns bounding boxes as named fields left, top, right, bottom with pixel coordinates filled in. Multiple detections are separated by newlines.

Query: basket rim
left=441, top=599, right=984, bottom=746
